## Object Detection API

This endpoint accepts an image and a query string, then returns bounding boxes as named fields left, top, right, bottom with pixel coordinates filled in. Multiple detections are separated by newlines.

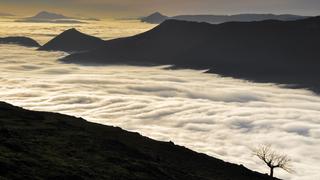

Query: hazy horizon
left=0, top=0, right=319, bottom=18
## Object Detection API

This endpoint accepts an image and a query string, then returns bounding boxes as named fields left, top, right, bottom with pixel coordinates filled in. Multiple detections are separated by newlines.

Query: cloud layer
left=0, top=17, right=155, bottom=45
left=0, top=44, right=319, bottom=180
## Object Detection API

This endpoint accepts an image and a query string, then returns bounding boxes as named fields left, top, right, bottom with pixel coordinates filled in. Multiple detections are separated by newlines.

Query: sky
left=0, top=0, right=319, bottom=18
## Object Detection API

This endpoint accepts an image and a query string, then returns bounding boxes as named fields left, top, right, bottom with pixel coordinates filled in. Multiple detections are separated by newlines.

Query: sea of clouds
left=1, top=45, right=320, bottom=180
left=0, top=17, right=155, bottom=44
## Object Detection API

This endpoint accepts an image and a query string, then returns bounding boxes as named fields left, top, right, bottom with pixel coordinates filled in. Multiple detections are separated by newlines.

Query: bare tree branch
left=253, top=144, right=294, bottom=177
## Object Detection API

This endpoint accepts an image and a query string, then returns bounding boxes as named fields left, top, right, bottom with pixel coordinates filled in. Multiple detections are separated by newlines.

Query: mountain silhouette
left=0, top=36, right=40, bottom=47
left=17, top=11, right=84, bottom=24
left=141, top=12, right=169, bottom=24
left=62, top=16, right=320, bottom=92
left=39, top=28, right=105, bottom=52
left=141, top=12, right=308, bottom=24
left=31, top=11, right=69, bottom=19
left=0, top=101, right=276, bottom=180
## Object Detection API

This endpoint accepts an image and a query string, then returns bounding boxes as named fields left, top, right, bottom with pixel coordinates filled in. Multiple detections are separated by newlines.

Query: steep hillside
left=0, top=101, right=275, bottom=180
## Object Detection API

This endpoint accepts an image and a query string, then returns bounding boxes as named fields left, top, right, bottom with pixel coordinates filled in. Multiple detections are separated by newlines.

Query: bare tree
left=253, top=145, right=293, bottom=178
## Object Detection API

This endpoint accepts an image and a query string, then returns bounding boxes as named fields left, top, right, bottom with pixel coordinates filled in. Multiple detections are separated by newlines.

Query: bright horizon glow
left=0, top=0, right=319, bottom=18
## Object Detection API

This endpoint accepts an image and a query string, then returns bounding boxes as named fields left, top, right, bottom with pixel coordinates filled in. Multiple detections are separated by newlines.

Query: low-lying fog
left=0, top=45, right=319, bottom=180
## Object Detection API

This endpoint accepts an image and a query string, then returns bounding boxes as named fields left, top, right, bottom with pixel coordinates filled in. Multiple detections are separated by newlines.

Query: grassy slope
left=0, top=102, right=275, bottom=180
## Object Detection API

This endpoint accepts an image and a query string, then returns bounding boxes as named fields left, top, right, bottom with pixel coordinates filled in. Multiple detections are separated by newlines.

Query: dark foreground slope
left=63, top=17, right=320, bottom=92
left=39, top=28, right=104, bottom=52
left=0, top=37, right=40, bottom=47
left=0, top=101, right=274, bottom=180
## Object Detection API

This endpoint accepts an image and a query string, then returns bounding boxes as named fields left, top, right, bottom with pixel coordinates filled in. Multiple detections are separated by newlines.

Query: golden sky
left=0, top=0, right=319, bottom=18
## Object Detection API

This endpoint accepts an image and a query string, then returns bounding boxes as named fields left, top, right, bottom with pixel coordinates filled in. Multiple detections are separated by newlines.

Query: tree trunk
left=270, top=167, right=274, bottom=177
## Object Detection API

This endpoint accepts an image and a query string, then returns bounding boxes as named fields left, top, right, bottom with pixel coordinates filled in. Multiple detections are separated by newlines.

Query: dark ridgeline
left=0, top=37, right=40, bottom=47
left=0, top=101, right=276, bottom=180
left=39, top=28, right=105, bottom=52
left=141, top=12, right=308, bottom=24
left=61, top=16, right=320, bottom=92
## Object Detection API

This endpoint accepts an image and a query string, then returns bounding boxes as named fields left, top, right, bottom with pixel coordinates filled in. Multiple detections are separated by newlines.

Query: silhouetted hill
left=141, top=12, right=169, bottom=24
left=0, top=37, right=40, bottom=47
left=17, top=11, right=84, bottom=24
left=62, top=16, right=320, bottom=92
left=39, top=28, right=105, bottom=52
left=141, top=13, right=308, bottom=24
left=0, top=101, right=275, bottom=180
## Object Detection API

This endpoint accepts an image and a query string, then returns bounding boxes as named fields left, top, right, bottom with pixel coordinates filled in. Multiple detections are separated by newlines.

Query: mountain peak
left=37, top=11, right=50, bottom=15
left=39, top=29, right=105, bottom=52
left=63, top=28, right=81, bottom=34
left=33, top=11, right=68, bottom=19
left=56, top=28, right=85, bottom=38
left=147, top=12, right=167, bottom=18
left=141, top=12, right=168, bottom=24
left=152, top=12, right=164, bottom=16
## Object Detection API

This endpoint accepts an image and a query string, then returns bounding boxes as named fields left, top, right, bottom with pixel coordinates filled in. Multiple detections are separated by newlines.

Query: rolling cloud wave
left=0, top=45, right=319, bottom=180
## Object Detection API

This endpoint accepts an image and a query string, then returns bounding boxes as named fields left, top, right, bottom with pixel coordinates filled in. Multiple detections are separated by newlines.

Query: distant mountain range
left=0, top=101, right=275, bottom=180
left=16, top=11, right=85, bottom=24
left=141, top=12, right=309, bottom=24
